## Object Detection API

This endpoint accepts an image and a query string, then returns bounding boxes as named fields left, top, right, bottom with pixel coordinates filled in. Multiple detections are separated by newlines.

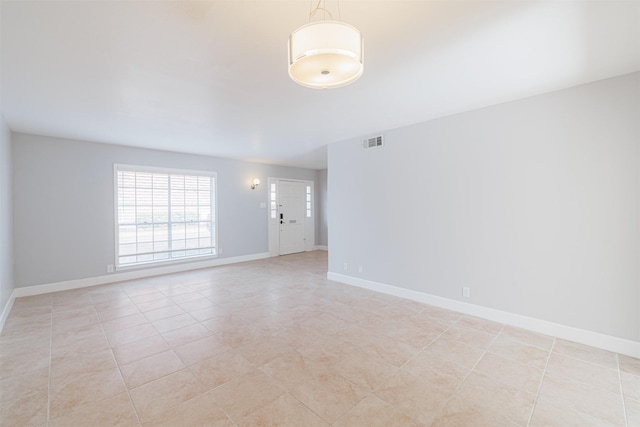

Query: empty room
left=1, top=0, right=639, bottom=426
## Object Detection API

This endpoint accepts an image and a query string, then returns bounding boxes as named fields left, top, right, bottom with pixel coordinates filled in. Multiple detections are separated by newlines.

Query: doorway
left=268, top=178, right=314, bottom=256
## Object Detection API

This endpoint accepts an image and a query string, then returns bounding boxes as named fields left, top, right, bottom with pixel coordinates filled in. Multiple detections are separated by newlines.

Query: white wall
left=0, top=116, right=13, bottom=312
left=12, top=133, right=319, bottom=288
left=328, top=72, right=640, bottom=342
left=315, top=169, right=328, bottom=247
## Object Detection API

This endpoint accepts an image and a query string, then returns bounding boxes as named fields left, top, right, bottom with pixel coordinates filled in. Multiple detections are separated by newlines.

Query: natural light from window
left=114, top=165, right=217, bottom=268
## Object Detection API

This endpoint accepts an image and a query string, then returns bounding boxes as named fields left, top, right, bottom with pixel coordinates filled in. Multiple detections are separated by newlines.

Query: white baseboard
left=314, top=245, right=328, bottom=251
left=13, top=252, right=271, bottom=298
left=327, top=272, right=640, bottom=359
left=0, top=290, right=16, bottom=333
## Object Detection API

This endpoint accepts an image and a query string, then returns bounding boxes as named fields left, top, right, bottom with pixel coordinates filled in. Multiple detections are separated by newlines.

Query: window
left=270, top=183, right=277, bottom=219
left=115, top=165, right=216, bottom=268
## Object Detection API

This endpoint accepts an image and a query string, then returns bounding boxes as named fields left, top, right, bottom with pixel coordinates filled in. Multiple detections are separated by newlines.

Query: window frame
left=113, top=163, right=218, bottom=271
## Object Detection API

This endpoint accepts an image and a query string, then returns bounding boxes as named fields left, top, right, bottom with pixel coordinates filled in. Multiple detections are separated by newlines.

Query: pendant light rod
left=309, top=0, right=337, bottom=22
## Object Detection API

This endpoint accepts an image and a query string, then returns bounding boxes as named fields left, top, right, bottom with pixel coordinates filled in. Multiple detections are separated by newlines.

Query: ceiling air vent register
left=362, top=135, right=383, bottom=150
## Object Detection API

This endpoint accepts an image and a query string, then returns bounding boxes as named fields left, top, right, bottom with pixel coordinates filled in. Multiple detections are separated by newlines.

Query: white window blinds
left=115, top=165, right=216, bottom=268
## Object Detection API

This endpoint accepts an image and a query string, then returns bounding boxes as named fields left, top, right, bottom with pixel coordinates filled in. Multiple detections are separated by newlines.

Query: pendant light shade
left=288, top=20, right=363, bottom=89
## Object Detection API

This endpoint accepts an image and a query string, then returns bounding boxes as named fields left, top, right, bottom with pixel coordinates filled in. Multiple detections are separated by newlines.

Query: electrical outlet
left=358, top=264, right=363, bottom=273
left=107, top=264, right=114, bottom=273
left=343, top=262, right=348, bottom=271
left=462, top=287, right=470, bottom=298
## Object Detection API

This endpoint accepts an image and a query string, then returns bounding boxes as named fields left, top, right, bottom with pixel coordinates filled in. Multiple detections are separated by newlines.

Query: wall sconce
left=251, top=178, right=260, bottom=190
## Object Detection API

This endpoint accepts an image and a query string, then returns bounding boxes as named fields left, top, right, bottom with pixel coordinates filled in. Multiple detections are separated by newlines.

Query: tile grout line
left=525, top=337, right=556, bottom=427
left=269, top=317, right=364, bottom=426
left=269, top=319, right=356, bottom=426
left=92, top=293, right=144, bottom=426
left=341, top=306, right=405, bottom=423
left=363, top=313, right=475, bottom=425
left=127, top=281, right=203, bottom=423
left=266, top=303, right=408, bottom=426
left=161, top=294, right=225, bottom=416
left=617, top=353, right=629, bottom=427
left=400, top=315, right=458, bottom=424
left=436, top=322, right=507, bottom=417
left=543, top=350, right=627, bottom=397
left=8, top=253, right=633, bottom=426
left=170, top=341, right=237, bottom=426
left=46, top=300, right=53, bottom=426
left=128, top=279, right=237, bottom=425
left=289, top=385, right=336, bottom=426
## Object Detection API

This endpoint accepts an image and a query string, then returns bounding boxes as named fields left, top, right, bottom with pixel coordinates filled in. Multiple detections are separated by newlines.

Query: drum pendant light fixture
left=288, top=1, right=363, bottom=89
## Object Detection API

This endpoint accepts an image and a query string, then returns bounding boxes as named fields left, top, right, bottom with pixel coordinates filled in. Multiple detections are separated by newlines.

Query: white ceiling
left=2, top=1, right=638, bottom=169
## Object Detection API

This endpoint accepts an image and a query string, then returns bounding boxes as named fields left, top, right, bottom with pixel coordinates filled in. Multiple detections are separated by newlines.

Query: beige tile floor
left=1, top=251, right=638, bottom=426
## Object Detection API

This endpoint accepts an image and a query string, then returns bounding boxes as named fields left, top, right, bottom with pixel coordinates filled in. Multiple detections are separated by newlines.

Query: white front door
left=278, top=180, right=307, bottom=255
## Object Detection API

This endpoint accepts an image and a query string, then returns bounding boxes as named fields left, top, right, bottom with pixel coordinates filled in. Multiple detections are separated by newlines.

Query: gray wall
left=315, top=169, right=328, bottom=247
left=328, top=72, right=640, bottom=342
left=0, top=115, right=13, bottom=311
left=12, top=133, right=319, bottom=287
